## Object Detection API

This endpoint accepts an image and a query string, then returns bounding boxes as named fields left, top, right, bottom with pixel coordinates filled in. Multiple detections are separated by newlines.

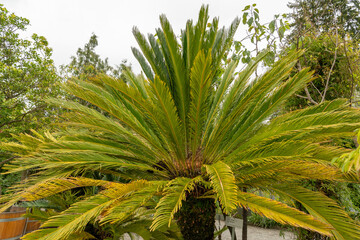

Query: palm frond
left=150, top=176, right=203, bottom=230
left=120, top=68, right=148, bottom=99
left=147, top=76, right=185, bottom=161
left=189, top=50, right=213, bottom=152
left=100, top=181, right=165, bottom=225
left=62, top=80, right=164, bottom=150
left=20, top=177, right=111, bottom=201
left=223, top=68, right=314, bottom=154
left=237, top=191, right=332, bottom=236
left=204, top=161, right=237, bottom=214
left=158, top=14, right=188, bottom=125
left=235, top=159, right=343, bottom=186
left=202, top=60, right=238, bottom=145
left=23, top=230, right=95, bottom=240
left=131, top=27, right=155, bottom=81
left=332, top=130, right=360, bottom=173
left=272, top=185, right=360, bottom=240
left=23, top=195, right=115, bottom=240
left=23, top=180, right=158, bottom=240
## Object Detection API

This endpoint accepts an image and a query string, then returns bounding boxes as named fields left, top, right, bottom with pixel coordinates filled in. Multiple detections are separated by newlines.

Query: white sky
left=2, top=0, right=291, bottom=73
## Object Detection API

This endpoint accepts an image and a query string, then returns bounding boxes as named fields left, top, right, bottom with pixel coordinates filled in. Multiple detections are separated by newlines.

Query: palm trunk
left=177, top=196, right=216, bottom=240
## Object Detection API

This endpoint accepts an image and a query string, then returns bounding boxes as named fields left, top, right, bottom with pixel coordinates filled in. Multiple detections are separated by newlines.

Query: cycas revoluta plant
left=2, top=5, right=360, bottom=240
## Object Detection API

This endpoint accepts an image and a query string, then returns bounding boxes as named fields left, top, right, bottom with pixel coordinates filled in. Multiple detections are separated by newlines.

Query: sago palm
left=2, top=5, right=360, bottom=240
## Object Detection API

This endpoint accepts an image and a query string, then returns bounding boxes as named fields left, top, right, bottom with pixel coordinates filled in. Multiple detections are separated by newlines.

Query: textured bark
left=177, top=197, right=216, bottom=240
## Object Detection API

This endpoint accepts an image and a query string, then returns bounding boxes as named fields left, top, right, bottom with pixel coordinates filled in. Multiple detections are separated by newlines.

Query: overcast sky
left=2, top=0, right=291, bottom=73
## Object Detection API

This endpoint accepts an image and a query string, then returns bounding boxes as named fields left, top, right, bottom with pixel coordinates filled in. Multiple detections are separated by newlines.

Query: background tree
left=61, top=33, right=131, bottom=113
left=286, top=0, right=360, bottom=107
left=232, top=4, right=290, bottom=68
left=61, top=33, right=130, bottom=81
left=0, top=4, right=61, bottom=193
left=285, top=32, right=360, bottom=110
left=288, top=0, right=360, bottom=39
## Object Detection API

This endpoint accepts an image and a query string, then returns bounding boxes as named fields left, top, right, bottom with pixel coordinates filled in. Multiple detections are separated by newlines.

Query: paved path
left=215, top=220, right=295, bottom=240
left=123, top=221, right=295, bottom=240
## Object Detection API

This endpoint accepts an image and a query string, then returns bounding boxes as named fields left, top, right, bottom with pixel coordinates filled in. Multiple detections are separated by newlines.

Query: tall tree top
left=288, top=0, right=360, bottom=38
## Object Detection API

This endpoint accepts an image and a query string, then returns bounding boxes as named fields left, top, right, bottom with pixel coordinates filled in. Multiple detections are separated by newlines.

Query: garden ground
left=215, top=220, right=295, bottom=240
left=122, top=221, right=295, bottom=240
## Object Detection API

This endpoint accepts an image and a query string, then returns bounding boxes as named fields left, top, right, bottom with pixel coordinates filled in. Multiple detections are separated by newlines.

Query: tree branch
left=321, top=28, right=338, bottom=103
left=304, top=86, right=318, bottom=105
left=0, top=157, right=16, bottom=166
left=295, top=94, right=309, bottom=99
left=0, top=106, right=42, bottom=129
left=310, top=81, right=323, bottom=97
left=296, top=61, right=318, bottom=105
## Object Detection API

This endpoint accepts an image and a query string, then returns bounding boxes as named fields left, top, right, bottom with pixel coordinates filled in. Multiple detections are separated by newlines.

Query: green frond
left=44, top=135, right=157, bottom=165
left=229, top=140, right=348, bottom=184
left=10, top=151, right=157, bottom=178
left=189, top=50, right=213, bottom=152
left=94, top=74, right=174, bottom=155
left=1, top=130, right=54, bottom=155
left=211, top=16, right=240, bottom=68
left=48, top=98, right=133, bottom=138
left=0, top=177, right=116, bottom=214
left=202, top=16, right=218, bottom=56
left=237, top=191, right=332, bottom=236
left=23, top=206, right=53, bottom=222
left=272, top=185, right=360, bottom=240
left=206, top=51, right=305, bottom=158
left=121, top=68, right=148, bottom=99
left=23, top=180, right=159, bottom=240
left=239, top=102, right=360, bottom=152
left=204, top=161, right=237, bottom=214
left=23, top=230, right=96, bottom=240
left=223, top=68, right=314, bottom=154
left=131, top=46, right=154, bottom=82
left=202, top=59, right=237, bottom=144
left=147, top=76, right=185, bottom=160
left=158, top=14, right=188, bottom=125
left=332, top=130, right=360, bottom=173
left=23, top=195, right=115, bottom=240
left=235, top=159, right=343, bottom=186
left=100, top=179, right=154, bottom=200
left=203, top=50, right=269, bottom=156
left=62, top=80, right=163, bottom=148
left=273, top=98, right=350, bottom=123
left=115, top=217, right=182, bottom=240
left=182, top=5, right=210, bottom=71
left=100, top=181, right=165, bottom=225
left=229, top=140, right=348, bottom=164
left=147, top=33, right=172, bottom=85
left=150, top=176, right=203, bottom=230
left=115, top=219, right=153, bottom=240
left=333, top=148, right=360, bottom=173
left=20, top=177, right=111, bottom=202
left=132, top=27, right=156, bottom=81
left=50, top=97, right=170, bottom=161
